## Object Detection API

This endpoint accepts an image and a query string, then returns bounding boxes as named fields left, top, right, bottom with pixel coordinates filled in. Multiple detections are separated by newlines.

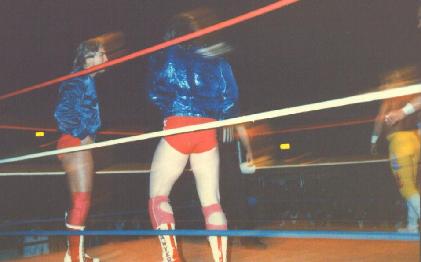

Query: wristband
left=402, top=103, right=416, bottom=115
left=371, top=135, right=379, bottom=144
left=240, top=162, right=256, bottom=175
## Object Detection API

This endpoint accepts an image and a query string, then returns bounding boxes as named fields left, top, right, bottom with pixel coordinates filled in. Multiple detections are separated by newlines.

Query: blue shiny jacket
left=54, top=70, right=101, bottom=139
left=147, top=45, right=239, bottom=120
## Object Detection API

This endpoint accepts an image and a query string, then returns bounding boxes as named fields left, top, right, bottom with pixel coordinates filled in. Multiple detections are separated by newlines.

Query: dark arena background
left=0, top=0, right=420, bottom=261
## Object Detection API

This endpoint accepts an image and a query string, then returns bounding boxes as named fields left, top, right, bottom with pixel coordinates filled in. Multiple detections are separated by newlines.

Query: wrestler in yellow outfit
left=388, top=131, right=420, bottom=200
left=372, top=88, right=421, bottom=232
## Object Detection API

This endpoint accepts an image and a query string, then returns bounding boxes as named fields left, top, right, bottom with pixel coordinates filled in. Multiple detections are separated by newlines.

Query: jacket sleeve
left=54, top=80, right=89, bottom=139
left=146, top=54, right=174, bottom=114
left=219, top=60, right=239, bottom=119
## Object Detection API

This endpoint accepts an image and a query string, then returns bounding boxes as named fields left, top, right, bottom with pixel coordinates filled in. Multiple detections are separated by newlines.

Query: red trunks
left=57, top=134, right=81, bottom=159
left=164, top=116, right=217, bottom=154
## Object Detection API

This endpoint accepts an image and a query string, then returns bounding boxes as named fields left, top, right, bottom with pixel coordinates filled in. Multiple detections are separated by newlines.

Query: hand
left=384, top=109, right=405, bottom=126
left=81, top=135, right=94, bottom=145
left=370, top=143, right=378, bottom=155
left=245, top=151, right=254, bottom=163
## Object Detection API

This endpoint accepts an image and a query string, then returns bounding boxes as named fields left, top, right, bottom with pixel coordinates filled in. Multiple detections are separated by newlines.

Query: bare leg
left=60, top=136, right=94, bottom=226
left=60, top=136, right=98, bottom=262
left=60, top=136, right=94, bottom=227
left=62, top=158, right=93, bottom=193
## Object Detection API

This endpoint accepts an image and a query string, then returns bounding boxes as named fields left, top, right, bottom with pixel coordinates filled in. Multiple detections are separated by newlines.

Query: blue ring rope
left=0, top=230, right=418, bottom=241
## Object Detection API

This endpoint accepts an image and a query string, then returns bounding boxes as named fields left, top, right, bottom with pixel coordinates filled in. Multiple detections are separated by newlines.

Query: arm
left=385, top=95, right=421, bottom=126
left=370, top=102, right=388, bottom=155
left=54, top=80, right=89, bottom=139
left=235, top=125, right=253, bottom=163
left=219, top=60, right=239, bottom=119
left=147, top=55, right=174, bottom=113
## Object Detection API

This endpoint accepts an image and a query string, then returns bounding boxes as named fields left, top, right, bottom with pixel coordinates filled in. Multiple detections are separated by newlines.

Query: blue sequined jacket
left=147, top=45, right=239, bottom=120
left=54, top=70, right=101, bottom=139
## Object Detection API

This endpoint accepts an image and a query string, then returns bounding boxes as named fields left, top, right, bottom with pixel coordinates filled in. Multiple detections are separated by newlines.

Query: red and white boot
left=64, top=224, right=99, bottom=262
left=149, top=196, right=181, bottom=262
left=202, top=204, right=227, bottom=262
left=156, top=223, right=181, bottom=262
left=208, top=234, right=227, bottom=262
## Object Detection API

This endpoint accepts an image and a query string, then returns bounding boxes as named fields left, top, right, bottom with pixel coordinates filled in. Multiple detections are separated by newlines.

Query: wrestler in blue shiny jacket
left=147, top=45, right=239, bottom=120
left=54, top=69, right=100, bottom=140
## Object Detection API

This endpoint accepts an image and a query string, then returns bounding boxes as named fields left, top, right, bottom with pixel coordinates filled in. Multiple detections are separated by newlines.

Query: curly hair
left=163, top=7, right=220, bottom=49
left=72, top=38, right=101, bottom=70
left=380, top=66, right=419, bottom=90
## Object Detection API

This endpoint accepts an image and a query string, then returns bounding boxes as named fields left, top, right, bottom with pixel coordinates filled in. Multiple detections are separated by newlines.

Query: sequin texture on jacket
left=147, top=45, right=239, bottom=120
left=54, top=71, right=100, bottom=139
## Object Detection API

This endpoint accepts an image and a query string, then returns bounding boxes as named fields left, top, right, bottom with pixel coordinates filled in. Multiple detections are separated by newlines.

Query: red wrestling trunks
left=164, top=116, right=217, bottom=154
left=57, top=134, right=81, bottom=159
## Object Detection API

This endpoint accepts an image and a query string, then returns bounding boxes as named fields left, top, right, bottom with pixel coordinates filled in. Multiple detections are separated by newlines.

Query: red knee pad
left=67, top=192, right=91, bottom=226
left=149, top=196, right=175, bottom=229
left=202, top=203, right=227, bottom=230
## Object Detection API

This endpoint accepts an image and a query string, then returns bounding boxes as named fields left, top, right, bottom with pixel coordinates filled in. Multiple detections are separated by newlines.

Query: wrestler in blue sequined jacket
left=54, top=70, right=101, bottom=139
left=147, top=45, right=239, bottom=120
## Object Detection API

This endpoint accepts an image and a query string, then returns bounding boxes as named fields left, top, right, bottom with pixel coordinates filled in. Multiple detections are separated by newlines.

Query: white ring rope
left=258, top=158, right=390, bottom=170
left=0, top=170, right=150, bottom=177
left=0, top=158, right=390, bottom=176
left=0, top=83, right=420, bottom=165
